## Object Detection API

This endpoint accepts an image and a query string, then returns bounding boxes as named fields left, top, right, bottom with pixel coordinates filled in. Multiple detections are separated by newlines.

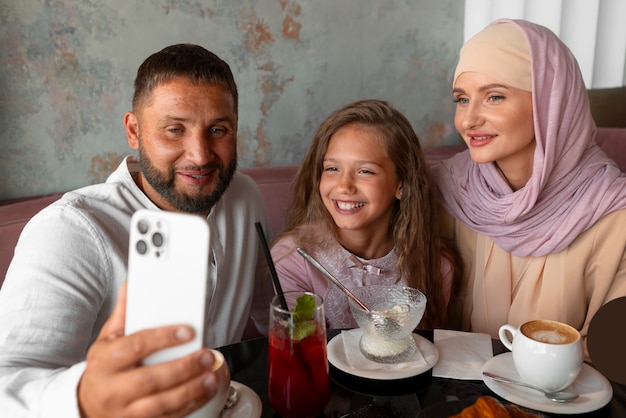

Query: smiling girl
left=271, top=99, right=461, bottom=329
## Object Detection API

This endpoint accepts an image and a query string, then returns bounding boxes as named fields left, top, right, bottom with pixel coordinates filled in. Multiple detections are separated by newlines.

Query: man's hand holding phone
left=79, top=210, right=215, bottom=417
left=77, top=282, right=218, bottom=418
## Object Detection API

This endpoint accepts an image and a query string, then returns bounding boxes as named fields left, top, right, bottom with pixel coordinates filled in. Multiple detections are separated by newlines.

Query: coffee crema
left=521, top=320, right=579, bottom=344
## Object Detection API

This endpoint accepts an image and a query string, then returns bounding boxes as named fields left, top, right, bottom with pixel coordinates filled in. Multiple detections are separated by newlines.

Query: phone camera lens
left=136, top=240, right=148, bottom=255
left=152, top=232, right=164, bottom=247
left=137, top=220, right=149, bottom=234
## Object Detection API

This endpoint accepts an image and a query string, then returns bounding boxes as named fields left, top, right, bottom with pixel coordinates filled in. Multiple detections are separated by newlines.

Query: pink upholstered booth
left=2, top=128, right=625, bottom=287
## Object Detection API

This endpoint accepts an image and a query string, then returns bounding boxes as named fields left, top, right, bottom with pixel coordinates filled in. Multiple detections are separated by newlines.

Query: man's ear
left=124, top=112, right=140, bottom=150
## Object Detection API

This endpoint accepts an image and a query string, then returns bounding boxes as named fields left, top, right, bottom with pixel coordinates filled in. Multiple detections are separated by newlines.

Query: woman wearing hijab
left=433, top=19, right=626, bottom=354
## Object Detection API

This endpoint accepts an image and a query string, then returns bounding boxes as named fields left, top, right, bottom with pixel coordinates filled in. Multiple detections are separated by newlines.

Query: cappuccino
left=521, top=320, right=579, bottom=344
left=499, top=319, right=583, bottom=392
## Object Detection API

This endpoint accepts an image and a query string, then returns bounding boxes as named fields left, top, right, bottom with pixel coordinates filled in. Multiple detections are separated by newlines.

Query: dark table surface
left=218, top=329, right=626, bottom=417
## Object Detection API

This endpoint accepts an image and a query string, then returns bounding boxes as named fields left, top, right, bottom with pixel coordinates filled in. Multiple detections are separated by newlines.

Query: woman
left=271, top=99, right=462, bottom=329
left=433, top=19, right=626, bottom=352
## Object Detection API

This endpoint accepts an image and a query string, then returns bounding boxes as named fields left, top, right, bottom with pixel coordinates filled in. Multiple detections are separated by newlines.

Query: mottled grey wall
left=0, top=0, right=463, bottom=200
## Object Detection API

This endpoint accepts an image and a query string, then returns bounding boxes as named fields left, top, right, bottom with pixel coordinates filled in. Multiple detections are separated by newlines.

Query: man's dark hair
left=132, top=44, right=238, bottom=113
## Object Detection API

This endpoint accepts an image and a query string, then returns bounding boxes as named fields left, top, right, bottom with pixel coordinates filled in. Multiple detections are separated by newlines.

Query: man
left=0, top=44, right=273, bottom=417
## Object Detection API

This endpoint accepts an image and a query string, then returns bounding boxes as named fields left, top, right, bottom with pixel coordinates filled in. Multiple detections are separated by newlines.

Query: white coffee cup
left=187, top=349, right=231, bottom=418
left=499, top=319, right=583, bottom=392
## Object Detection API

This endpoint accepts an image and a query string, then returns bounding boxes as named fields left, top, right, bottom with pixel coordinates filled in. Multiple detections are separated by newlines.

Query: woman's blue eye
left=488, top=95, right=505, bottom=102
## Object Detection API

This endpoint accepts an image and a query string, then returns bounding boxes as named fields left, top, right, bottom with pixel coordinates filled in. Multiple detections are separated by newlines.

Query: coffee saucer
left=220, top=381, right=262, bottom=418
left=327, top=330, right=439, bottom=380
left=481, top=353, right=612, bottom=414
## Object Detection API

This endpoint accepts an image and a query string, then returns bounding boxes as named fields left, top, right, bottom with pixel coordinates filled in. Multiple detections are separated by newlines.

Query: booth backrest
left=0, top=165, right=302, bottom=285
left=2, top=129, right=625, bottom=287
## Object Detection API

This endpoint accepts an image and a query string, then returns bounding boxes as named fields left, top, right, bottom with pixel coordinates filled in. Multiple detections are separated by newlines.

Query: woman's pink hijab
left=434, top=18, right=626, bottom=257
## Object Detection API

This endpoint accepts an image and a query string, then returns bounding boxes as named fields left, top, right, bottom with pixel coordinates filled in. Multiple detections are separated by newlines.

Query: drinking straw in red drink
left=254, top=222, right=288, bottom=310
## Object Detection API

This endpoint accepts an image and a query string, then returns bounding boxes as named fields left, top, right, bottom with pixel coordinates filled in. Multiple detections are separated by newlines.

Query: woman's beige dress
left=446, top=208, right=626, bottom=358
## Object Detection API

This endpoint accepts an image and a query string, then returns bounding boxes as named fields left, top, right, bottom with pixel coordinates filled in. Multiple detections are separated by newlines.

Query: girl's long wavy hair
left=279, top=99, right=461, bottom=328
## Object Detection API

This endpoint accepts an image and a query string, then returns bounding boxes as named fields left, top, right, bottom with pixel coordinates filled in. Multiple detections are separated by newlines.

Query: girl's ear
left=396, top=184, right=403, bottom=200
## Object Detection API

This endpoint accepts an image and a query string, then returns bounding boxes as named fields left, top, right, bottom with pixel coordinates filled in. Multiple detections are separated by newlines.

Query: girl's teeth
left=337, top=202, right=364, bottom=210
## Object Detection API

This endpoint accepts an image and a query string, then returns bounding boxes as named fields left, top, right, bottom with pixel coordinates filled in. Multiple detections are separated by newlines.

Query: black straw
left=254, top=222, right=288, bottom=310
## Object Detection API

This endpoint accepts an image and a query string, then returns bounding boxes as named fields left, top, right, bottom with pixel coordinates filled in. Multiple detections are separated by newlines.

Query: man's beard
left=138, top=147, right=237, bottom=214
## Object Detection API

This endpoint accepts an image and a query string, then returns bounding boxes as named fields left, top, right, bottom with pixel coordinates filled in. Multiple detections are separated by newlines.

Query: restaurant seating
left=2, top=128, right=626, bottom=288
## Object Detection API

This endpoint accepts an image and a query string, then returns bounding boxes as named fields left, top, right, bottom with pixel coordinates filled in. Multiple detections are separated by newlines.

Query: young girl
left=271, top=99, right=461, bottom=329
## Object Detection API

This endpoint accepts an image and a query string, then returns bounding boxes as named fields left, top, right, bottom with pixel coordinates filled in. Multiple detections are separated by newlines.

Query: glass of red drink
left=268, top=291, right=329, bottom=418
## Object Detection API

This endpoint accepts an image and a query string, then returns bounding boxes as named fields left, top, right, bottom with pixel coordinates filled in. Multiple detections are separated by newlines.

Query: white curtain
left=463, top=0, right=626, bottom=88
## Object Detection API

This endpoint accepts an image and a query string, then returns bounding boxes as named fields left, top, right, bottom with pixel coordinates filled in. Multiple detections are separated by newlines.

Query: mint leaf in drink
left=293, top=294, right=315, bottom=321
left=293, top=321, right=316, bottom=340
left=291, top=294, right=317, bottom=340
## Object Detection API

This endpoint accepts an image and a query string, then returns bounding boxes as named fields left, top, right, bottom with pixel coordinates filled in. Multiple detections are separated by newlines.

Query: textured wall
left=0, top=0, right=463, bottom=199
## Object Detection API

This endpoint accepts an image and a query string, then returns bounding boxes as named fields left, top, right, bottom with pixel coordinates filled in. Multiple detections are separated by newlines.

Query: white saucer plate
left=220, top=380, right=262, bottom=418
left=327, top=332, right=439, bottom=380
left=481, top=353, right=613, bottom=414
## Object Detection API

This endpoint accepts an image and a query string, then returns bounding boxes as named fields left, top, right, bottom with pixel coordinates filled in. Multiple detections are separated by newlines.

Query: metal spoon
left=223, top=385, right=239, bottom=410
left=296, top=247, right=370, bottom=312
left=483, top=371, right=579, bottom=403
left=296, top=248, right=404, bottom=335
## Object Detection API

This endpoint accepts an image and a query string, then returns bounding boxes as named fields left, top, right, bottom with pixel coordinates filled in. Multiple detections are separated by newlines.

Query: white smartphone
left=125, top=209, right=210, bottom=365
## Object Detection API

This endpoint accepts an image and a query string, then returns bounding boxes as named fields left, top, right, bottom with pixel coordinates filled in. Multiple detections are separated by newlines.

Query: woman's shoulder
left=575, top=208, right=626, bottom=245
left=531, top=209, right=626, bottom=264
left=579, top=208, right=626, bottom=239
left=598, top=207, right=626, bottom=223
